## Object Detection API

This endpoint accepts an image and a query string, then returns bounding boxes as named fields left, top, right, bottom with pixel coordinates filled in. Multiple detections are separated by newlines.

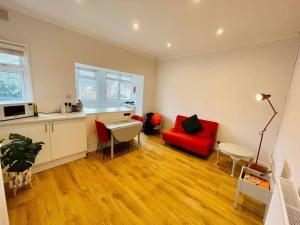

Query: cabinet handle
left=51, top=123, right=54, bottom=132
left=44, top=124, right=48, bottom=133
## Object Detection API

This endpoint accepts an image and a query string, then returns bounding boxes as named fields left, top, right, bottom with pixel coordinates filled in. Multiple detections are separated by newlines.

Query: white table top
left=105, top=119, right=143, bottom=130
left=219, top=143, right=254, bottom=158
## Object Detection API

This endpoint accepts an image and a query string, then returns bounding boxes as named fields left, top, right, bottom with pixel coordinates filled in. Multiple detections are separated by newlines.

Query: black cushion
left=181, top=114, right=203, bottom=134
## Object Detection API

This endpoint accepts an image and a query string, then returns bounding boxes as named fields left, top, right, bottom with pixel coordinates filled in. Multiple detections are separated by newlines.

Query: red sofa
left=162, top=115, right=219, bottom=156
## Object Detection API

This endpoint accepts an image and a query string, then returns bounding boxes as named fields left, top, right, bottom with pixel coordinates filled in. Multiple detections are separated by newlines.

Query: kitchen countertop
left=0, top=112, right=87, bottom=127
left=0, top=107, right=134, bottom=127
left=83, top=107, right=134, bottom=115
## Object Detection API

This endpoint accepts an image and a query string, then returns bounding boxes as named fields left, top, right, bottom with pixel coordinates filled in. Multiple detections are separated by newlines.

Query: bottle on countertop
left=61, top=103, right=67, bottom=113
left=33, top=103, right=38, bottom=117
left=67, top=103, right=72, bottom=113
left=76, top=100, right=83, bottom=112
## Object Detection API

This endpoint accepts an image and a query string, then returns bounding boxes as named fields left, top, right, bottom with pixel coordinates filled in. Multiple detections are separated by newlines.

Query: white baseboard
left=88, top=143, right=98, bottom=152
left=32, top=152, right=86, bottom=174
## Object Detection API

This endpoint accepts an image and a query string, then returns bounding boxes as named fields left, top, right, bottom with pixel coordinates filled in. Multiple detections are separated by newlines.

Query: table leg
left=111, top=133, right=114, bottom=159
left=233, top=180, right=241, bottom=208
left=231, top=158, right=237, bottom=176
left=247, top=158, right=253, bottom=167
left=138, top=132, right=141, bottom=148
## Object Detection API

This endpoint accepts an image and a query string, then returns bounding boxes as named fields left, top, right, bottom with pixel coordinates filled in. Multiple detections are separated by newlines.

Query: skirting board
left=32, top=152, right=87, bottom=174
left=88, top=143, right=98, bottom=152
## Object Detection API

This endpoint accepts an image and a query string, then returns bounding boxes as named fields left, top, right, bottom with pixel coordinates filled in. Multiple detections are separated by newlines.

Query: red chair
left=151, top=113, right=163, bottom=135
left=132, top=115, right=144, bottom=122
left=95, top=120, right=111, bottom=159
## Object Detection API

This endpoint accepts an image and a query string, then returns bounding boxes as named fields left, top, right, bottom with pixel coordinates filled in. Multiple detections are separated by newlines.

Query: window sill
left=83, top=107, right=134, bottom=115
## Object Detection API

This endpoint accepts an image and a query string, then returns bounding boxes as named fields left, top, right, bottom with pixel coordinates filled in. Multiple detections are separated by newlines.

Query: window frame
left=0, top=40, right=33, bottom=104
left=75, top=63, right=134, bottom=108
left=105, top=73, right=133, bottom=102
left=75, top=67, right=99, bottom=103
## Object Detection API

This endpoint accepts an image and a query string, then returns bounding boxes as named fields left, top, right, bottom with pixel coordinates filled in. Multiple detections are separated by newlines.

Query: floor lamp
left=250, top=93, right=277, bottom=173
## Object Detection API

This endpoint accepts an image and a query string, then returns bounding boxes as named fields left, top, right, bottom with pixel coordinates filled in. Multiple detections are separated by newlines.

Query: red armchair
left=162, top=115, right=218, bottom=156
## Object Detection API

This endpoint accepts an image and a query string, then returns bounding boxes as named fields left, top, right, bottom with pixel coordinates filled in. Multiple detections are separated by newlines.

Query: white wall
left=0, top=7, right=156, bottom=113
left=272, top=47, right=300, bottom=189
left=156, top=39, right=300, bottom=163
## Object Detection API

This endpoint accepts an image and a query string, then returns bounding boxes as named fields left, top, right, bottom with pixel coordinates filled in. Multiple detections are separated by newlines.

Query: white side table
left=215, top=142, right=254, bottom=176
left=234, top=166, right=273, bottom=221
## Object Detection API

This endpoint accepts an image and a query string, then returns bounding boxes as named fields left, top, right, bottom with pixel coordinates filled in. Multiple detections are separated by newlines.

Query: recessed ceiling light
left=166, top=42, right=172, bottom=48
left=216, top=28, right=224, bottom=36
left=192, top=0, right=201, bottom=3
left=133, top=22, right=139, bottom=31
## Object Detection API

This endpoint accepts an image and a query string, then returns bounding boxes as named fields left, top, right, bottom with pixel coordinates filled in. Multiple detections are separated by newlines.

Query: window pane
left=106, top=79, right=119, bottom=99
left=120, top=75, right=131, bottom=81
left=106, top=73, right=119, bottom=79
left=0, top=53, right=21, bottom=65
left=79, top=69, right=95, bottom=78
left=120, top=81, right=132, bottom=100
left=0, top=71, right=24, bottom=102
left=78, top=78, right=97, bottom=101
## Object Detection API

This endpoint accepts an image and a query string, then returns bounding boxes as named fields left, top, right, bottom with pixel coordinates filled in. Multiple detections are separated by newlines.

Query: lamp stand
left=250, top=98, right=277, bottom=173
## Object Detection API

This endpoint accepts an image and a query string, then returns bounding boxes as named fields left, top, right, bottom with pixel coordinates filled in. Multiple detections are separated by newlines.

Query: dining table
left=105, top=119, right=143, bottom=159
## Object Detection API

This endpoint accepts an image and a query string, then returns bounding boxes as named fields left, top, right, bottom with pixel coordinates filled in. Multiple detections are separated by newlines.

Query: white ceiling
left=1, top=0, right=300, bottom=60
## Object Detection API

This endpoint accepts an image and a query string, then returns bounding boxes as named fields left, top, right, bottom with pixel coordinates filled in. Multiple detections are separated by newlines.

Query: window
left=106, top=73, right=132, bottom=101
left=77, top=68, right=97, bottom=101
left=0, top=43, right=32, bottom=104
left=76, top=64, right=135, bottom=108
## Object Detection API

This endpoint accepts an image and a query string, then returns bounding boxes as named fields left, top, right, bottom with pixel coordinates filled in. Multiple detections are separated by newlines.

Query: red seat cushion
left=163, top=129, right=214, bottom=156
left=151, top=113, right=162, bottom=126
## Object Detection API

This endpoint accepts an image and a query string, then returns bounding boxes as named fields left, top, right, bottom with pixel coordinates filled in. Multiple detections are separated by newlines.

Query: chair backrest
left=132, top=115, right=144, bottom=122
left=174, top=115, right=219, bottom=139
left=151, top=113, right=162, bottom=127
left=95, top=120, right=110, bottom=143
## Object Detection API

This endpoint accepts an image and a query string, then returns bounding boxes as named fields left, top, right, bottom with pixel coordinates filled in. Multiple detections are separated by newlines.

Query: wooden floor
left=6, top=135, right=264, bottom=225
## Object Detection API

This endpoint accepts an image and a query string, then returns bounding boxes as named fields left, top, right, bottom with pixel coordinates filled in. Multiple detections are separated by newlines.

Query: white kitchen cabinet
left=86, top=114, right=98, bottom=152
left=50, top=119, right=87, bottom=160
left=0, top=123, right=51, bottom=165
left=0, top=114, right=87, bottom=172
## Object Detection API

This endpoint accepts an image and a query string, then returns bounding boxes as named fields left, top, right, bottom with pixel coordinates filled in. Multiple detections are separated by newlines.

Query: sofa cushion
left=174, top=115, right=188, bottom=132
left=181, top=114, right=203, bottom=134
left=163, top=129, right=214, bottom=156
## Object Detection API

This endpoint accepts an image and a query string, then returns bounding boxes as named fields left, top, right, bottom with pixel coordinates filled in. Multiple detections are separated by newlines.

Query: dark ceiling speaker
left=0, top=8, right=8, bottom=21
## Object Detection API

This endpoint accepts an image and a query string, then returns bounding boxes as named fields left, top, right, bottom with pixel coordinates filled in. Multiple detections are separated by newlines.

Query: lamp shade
left=256, top=93, right=271, bottom=101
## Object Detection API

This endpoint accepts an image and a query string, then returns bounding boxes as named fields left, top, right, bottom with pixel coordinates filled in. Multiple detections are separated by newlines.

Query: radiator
left=279, top=178, right=300, bottom=225
left=266, top=177, right=300, bottom=225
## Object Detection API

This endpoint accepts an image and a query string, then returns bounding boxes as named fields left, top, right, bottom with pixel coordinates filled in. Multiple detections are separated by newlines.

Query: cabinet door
left=0, top=123, right=51, bottom=165
left=86, top=115, right=98, bottom=151
left=50, top=119, right=87, bottom=160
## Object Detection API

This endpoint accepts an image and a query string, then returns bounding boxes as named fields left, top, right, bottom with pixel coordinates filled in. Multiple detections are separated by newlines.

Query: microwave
left=0, top=103, right=34, bottom=121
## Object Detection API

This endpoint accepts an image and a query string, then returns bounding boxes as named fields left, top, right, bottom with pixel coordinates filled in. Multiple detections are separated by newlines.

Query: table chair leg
left=103, top=143, right=107, bottom=160
left=138, top=133, right=141, bottom=147
left=111, top=134, right=114, bottom=159
left=233, top=180, right=241, bottom=208
left=231, top=158, right=237, bottom=176
left=215, top=149, right=220, bottom=165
